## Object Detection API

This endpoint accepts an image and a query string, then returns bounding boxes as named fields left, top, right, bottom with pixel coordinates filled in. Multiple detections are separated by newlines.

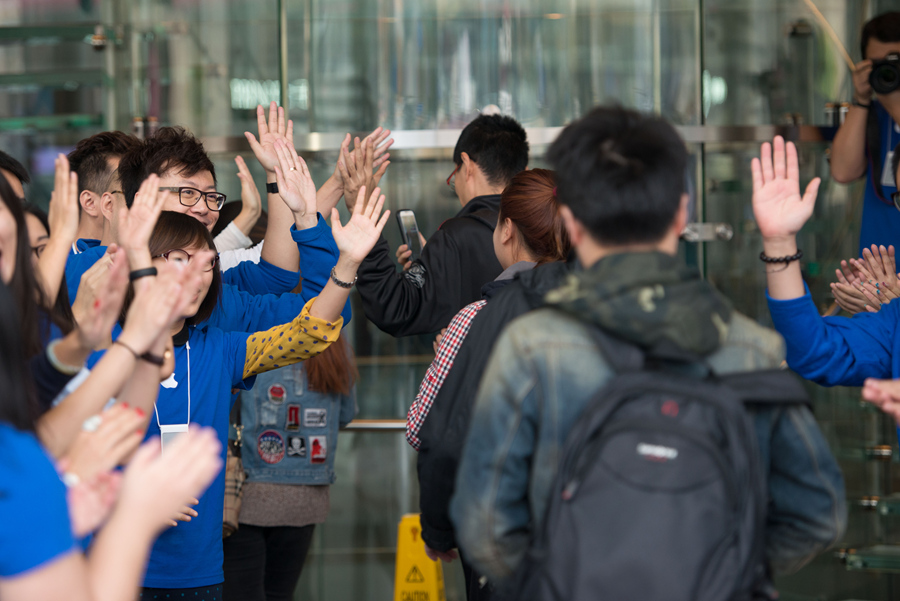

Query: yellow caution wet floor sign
left=395, top=514, right=445, bottom=601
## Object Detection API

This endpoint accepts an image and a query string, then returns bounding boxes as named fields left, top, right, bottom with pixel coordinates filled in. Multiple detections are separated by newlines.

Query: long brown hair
left=306, top=336, right=358, bottom=396
left=500, top=169, right=570, bottom=264
left=290, top=277, right=357, bottom=396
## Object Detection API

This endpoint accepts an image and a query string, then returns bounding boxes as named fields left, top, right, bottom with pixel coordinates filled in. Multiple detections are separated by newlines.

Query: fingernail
left=121, top=402, right=129, bottom=408
left=135, top=408, right=145, bottom=417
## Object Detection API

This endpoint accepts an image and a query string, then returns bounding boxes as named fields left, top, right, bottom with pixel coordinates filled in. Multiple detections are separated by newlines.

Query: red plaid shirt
left=406, top=300, right=488, bottom=450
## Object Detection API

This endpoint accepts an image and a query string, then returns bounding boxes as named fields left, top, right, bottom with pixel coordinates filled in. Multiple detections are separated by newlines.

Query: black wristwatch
left=266, top=182, right=279, bottom=194
left=140, top=349, right=173, bottom=366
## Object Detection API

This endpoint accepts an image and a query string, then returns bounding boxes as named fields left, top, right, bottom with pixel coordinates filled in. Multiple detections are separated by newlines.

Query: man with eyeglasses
left=356, top=114, right=529, bottom=337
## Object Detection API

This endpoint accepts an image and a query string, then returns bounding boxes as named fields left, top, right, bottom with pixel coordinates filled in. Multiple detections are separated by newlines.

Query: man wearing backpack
left=449, top=106, right=846, bottom=600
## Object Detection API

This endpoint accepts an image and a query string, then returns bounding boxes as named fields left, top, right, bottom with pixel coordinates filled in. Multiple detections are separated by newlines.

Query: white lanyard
left=155, top=340, right=191, bottom=451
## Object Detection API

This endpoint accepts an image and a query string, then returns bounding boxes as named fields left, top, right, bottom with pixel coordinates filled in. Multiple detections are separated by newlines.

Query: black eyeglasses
left=155, top=249, right=220, bottom=272
left=159, top=186, right=226, bottom=211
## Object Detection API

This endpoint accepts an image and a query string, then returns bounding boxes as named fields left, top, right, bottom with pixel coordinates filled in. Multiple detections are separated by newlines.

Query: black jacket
left=356, top=195, right=503, bottom=337
left=416, top=261, right=572, bottom=551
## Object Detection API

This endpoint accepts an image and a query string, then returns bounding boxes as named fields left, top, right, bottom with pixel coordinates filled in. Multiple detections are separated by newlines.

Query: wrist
left=761, top=236, right=799, bottom=256
left=124, top=248, right=153, bottom=270
left=294, top=213, right=318, bottom=230
left=117, top=331, right=151, bottom=356
left=266, top=172, right=278, bottom=184
left=335, top=255, right=362, bottom=277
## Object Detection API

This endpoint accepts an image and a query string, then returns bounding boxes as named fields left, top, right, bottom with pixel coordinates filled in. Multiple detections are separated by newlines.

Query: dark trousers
left=460, top=552, right=495, bottom=601
left=222, top=524, right=316, bottom=601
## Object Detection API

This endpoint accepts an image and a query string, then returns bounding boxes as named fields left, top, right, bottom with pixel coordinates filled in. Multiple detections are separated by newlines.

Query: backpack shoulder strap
left=585, top=325, right=645, bottom=373
left=716, top=369, right=812, bottom=408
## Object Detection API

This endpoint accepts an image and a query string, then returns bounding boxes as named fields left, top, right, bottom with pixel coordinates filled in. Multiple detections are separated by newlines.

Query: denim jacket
left=241, top=363, right=356, bottom=485
left=449, top=254, right=847, bottom=587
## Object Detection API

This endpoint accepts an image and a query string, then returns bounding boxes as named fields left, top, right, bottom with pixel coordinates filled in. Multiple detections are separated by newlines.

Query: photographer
left=832, top=12, right=900, bottom=253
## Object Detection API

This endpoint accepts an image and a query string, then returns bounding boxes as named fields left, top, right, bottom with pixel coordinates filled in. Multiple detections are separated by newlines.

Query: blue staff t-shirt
left=859, top=102, right=900, bottom=256
left=0, top=422, right=75, bottom=577
left=137, top=326, right=252, bottom=589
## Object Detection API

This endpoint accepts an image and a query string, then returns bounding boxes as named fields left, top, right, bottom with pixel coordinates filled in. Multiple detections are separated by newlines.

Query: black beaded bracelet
left=759, top=250, right=803, bottom=264
left=852, top=98, right=871, bottom=109
left=129, top=267, right=158, bottom=282
left=330, top=266, right=357, bottom=289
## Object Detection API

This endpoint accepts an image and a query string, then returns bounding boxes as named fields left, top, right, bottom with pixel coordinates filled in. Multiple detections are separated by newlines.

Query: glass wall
left=4, top=0, right=900, bottom=599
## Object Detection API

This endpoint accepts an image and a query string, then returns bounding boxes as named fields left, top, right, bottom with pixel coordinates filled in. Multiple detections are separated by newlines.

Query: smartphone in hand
left=396, top=209, right=423, bottom=263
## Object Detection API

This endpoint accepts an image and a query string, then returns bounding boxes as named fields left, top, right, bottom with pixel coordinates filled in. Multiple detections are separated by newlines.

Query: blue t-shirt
left=860, top=102, right=900, bottom=255
left=0, top=423, right=75, bottom=577
left=62, top=216, right=350, bottom=326
left=141, top=326, right=253, bottom=588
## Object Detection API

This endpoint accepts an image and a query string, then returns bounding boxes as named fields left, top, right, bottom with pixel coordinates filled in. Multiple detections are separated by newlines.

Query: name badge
left=159, top=423, right=189, bottom=453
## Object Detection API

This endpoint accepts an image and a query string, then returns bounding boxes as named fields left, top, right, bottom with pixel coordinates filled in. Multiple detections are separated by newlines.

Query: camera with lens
left=870, top=53, right=900, bottom=94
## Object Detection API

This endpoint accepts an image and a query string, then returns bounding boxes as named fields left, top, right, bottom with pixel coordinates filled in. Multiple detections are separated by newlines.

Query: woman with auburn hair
left=407, top=168, right=572, bottom=601
left=222, top=335, right=358, bottom=601
left=407, top=168, right=568, bottom=450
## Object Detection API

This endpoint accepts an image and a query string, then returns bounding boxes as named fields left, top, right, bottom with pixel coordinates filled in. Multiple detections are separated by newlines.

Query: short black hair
left=452, top=115, right=529, bottom=188
left=117, top=127, right=216, bottom=208
left=861, top=12, right=900, bottom=58
left=0, top=150, right=30, bottom=187
left=68, top=131, right=140, bottom=195
left=546, top=106, right=688, bottom=246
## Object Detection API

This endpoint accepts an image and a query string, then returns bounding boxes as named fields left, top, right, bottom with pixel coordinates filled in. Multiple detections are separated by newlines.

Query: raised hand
left=35, top=154, right=82, bottom=305
left=244, top=102, right=294, bottom=173
left=232, top=156, right=263, bottom=236
left=338, top=133, right=392, bottom=212
left=273, top=139, right=317, bottom=228
left=751, top=136, right=820, bottom=241
left=117, top=426, right=222, bottom=536
left=117, top=174, right=164, bottom=264
left=47, top=153, right=81, bottom=249
left=331, top=185, right=390, bottom=264
left=332, top=127, right=393, bottom=182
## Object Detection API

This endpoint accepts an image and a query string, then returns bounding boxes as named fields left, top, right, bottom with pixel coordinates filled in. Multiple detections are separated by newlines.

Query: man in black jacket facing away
left=356, top=115, right=529, bottom=337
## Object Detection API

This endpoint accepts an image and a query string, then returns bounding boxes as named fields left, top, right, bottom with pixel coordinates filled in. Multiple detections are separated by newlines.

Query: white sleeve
left=219, top=240, right=265, bottom=272
left=213, top=221, right=254, bottom=253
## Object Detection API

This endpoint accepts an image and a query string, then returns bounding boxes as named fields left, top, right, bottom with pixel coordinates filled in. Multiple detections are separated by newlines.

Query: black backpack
left=510, top=329, right=813, bottom=601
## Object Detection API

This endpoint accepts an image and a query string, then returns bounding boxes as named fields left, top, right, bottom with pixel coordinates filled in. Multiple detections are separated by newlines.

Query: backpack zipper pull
left=562, top=480, right=579, bottom=500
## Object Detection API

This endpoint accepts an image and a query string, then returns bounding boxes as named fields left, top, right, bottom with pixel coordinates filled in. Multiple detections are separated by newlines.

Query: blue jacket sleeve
left=291, top=214, right=351, bottom=325
left=222, top=257, right=299, bottom=296
left=767, top=285, right=896, bottom=386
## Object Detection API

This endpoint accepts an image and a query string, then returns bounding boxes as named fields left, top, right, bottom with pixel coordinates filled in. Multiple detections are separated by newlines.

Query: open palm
left=751, top=136, right=820, bottom=240
left=331, top=186, right=390, bottom=264
left=273, top=140, right=317, bottom=219
left=244, top=102, right=293, bottom=173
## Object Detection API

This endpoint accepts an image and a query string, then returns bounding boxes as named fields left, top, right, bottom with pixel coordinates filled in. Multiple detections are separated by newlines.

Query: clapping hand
left=273, top=139, right=318, bottom=229
left=751, top=136, right=820, bottom=242
left=331, top=186, right=390, bottom=265
left=338, top=132, right=392, bottom=211
left=118, top=426, right=221, bottom=535
left=73, top=249, right=130, bottom=351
